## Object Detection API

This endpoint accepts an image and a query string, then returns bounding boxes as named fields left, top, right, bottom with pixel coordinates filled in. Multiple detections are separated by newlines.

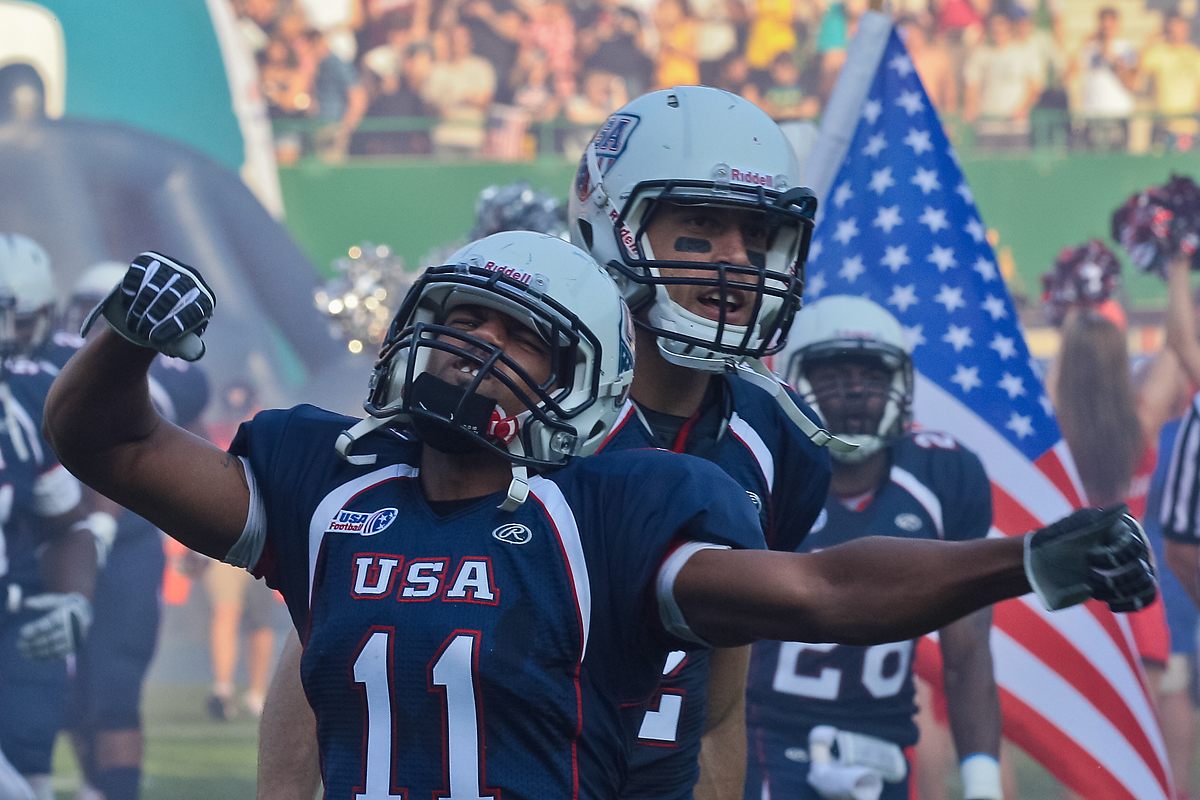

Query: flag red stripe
left=993, top=600, right=1168, bottom=789
left=1001, top=688, right=1143, bottom=800
left=1034, top=448, right=1084, bottom=508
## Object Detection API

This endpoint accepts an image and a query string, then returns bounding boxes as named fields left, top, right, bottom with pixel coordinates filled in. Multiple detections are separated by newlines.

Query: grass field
left=46, top=680, right=1073, bottom=800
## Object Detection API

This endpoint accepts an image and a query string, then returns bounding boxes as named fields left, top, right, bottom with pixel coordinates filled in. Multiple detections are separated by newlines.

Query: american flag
left=803, top=27, right=1172, bottom=800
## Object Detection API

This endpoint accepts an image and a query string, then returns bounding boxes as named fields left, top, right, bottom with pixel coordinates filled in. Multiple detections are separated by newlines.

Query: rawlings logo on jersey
left=492, top=523, right=532, bottom=545
left=327, top=508, right=398, bottom=536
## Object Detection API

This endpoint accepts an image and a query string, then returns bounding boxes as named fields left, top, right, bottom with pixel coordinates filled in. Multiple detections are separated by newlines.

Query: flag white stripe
left=913, top=374, right=1072, bottom=521
left=991, top=626, right=1168, bottom=799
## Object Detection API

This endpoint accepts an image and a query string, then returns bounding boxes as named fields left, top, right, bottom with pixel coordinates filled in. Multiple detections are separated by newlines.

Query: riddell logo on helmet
left=729, top=169, right=773, bottom=188
left=481, top=260, right=533, bottom=285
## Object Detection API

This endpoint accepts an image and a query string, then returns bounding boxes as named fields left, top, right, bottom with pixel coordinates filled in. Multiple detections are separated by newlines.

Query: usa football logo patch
left=327, top=508, right=399, bottom=537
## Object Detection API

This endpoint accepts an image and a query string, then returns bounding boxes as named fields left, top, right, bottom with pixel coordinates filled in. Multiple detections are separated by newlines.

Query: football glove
left=16, top=592, right=92, bottom=660
left=81, top=251, right=215, bottom=361
left=1024, top=505, right=1157, bottom=612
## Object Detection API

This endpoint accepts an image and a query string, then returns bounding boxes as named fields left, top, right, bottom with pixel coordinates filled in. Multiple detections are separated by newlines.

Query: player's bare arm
left=43, top=256, right=249, bottom=560
left=676, top=504, right=1153, bottom=647
left=940, top=608, right=1002, bottom=797
left=693, top=645, right=749, bottom=800
left=257, top=632, right=321, bottom=800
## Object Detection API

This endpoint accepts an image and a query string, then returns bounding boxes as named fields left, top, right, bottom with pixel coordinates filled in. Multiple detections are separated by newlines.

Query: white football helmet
left=60, top=260, right=128, bottom=336
left=568, top=86, right=816, bottom=372
left=784, top=296, right=913, bottom=463
left=0, top=233, right=55, bottom=357
left=336, top=231, right=635, bottom=509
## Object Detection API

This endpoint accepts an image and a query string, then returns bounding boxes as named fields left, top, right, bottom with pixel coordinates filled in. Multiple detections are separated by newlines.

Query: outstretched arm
left=43, top=255, right=249, bottom=560
left=675, top=507, right=1154, bottom=647
left=1166, top=254, right=1200, bottom=388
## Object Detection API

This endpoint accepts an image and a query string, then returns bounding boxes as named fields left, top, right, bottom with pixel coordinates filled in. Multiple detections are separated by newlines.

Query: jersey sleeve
left=595, top=450, right=767, bottom=650
left=931, top=438, right=993, bottom=542
left=769, top=388, right=832, bottom=552
left=227, top=407, right=326, bottom=624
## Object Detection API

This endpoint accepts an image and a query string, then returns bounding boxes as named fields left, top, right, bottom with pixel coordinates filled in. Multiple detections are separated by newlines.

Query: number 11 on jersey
left=353, top=628, right=497, bottom=800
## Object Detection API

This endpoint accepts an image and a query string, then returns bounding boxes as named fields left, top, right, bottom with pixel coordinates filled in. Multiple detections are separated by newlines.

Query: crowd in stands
left=233, top=0, right=1200, bottom=161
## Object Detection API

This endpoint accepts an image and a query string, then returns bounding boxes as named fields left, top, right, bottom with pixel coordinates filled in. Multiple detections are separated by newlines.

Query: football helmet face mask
left=784, top=296, right=913, bottom=463
left=352, top=231, right=635, bottom=473
left=568, top=86, right=816, bottom=371
left=0, top=233, right=55, bottom=358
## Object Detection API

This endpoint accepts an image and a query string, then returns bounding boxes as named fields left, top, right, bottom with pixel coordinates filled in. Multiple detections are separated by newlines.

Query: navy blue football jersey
left=0, top=360, right=72, bottom=591
left=597, top=374, right=831, bottom=798
left=230, top=404, right=766, bottom=800
left=745, top=431, right=991, bottom=751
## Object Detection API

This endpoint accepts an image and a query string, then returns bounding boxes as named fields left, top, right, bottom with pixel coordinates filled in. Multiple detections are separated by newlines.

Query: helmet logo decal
left=617, top=303, right=635, bottom=375
left=479, top=259, right=533, bottom=285
left=592, top=113, right=640, bottom=174
left=729, top=168, right=775, bottom=188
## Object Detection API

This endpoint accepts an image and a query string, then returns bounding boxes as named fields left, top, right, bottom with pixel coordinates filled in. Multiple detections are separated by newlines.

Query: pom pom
left=1041, top=239, right=1122, bottom=327
left=1111, top=173, right=1200, bottom=278
left=314, top=243, right=414, bottom=355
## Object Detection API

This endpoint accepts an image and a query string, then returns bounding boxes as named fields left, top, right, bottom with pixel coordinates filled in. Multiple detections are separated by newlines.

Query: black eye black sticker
left=674, top=237, right=712, bottom=253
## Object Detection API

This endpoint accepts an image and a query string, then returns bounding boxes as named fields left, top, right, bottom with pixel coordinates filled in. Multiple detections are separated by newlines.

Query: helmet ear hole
left=576, top=219, right=594, bottom=250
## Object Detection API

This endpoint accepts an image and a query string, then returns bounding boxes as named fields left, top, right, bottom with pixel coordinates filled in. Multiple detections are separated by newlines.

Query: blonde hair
left=1054, top=309, right=1143, bottom=505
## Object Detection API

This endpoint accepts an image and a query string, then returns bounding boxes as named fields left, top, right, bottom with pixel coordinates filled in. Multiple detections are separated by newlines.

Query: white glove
left=1024, top=504, right=1157, bottom=612
left=806, top=726, right=884, bottom=800
left=17, top=592, right=92, bottom=660
left=81, top=251, right=215, bottom=362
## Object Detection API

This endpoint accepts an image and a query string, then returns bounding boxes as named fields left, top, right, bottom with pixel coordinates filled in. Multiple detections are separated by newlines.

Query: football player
left=0, top=233, right=99, bottom=800
left=744, top=296, right=1000, bottom=800
left=41, top=261, right=211, bottom=800
left=45, top=236, right=1154, bottom=800
left=566, top=86, right=833, bottom=799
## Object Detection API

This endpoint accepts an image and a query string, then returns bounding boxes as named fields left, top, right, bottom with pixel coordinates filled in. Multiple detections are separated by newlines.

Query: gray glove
left=17, top=592, right=93, bottom=660
left=81, top=251, right=215, bottom=361
left=1024, top=505, right=1157, bottom=612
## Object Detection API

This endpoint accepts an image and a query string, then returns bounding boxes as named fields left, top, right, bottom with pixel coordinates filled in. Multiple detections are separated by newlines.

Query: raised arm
left=675, top=507, right=1155, bottom=647
left=43, top=254, right=249, bottom=560
left=1165, top=254, right=1200, bottom=387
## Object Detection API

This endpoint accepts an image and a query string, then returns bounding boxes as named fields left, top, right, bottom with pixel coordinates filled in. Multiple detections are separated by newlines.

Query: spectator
left=524, top=0, right=576, bottom=88
left=963, top=12, right=1043, bottom=151
left=1014, top=7, right=1069, bottom=146
left=901, top=15, right=959, bottom=115
left=352, top=40, right=435, bottom=156
left=459, top=0, right=524, bottom=104
left=1140, top=11, right=1200, bottom=151
left=759, top=52, right=819, bottom=122
left=579, top=5, right=655, bottom=99
left=256, top=37, right=312, bottom=165
left=653, top=0, right=701, bottom=87
left=235, top=0, right=286, bottom=54
left=691, top=0, right=741, bottom=81
left=562, top=69, right=629, bottom=156
left=745, top=0, right=798, bottom=71
left=1067, top=6, right=1139, bottom=151
left=510, top=48, right=565, bottom=127
left=305, top=28, right=368, bottom=161
left=295, top=0, right=363, bottom=64
left=815, top=0, right=869, bottom=101
left=711, top=52, right=763, bottom=105
left=423, top=24, right=496, bottom=156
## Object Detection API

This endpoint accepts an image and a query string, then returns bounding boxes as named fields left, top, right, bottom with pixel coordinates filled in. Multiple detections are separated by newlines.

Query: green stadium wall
left=279, top=153, right=1200, bottom=310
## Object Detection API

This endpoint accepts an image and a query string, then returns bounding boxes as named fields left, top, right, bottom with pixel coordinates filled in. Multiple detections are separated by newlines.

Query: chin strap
left=335, top=416, right=392, bottom=465
left=731, top=359, right=860, bottom=455
left=498, top=437, right=531, bottom=512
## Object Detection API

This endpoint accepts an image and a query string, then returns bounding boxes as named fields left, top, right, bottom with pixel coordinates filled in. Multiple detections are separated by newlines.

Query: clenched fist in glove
left=81, top=251, right=215, bottom=361
left=16, top=591, right=92, bottom=660
left=1024, top=505, right=1156, bottom=612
